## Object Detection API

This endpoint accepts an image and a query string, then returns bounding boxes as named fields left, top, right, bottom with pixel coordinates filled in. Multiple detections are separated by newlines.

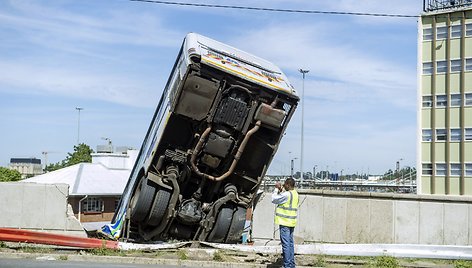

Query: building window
left=423, top=28, right=433, bottom=40
left=436, top=95, right=447, bottom=107
left=422, top=96, right=433, bottom=107
left=436, top=129, right=447, bottom=141
left=451, top=59, right=462, bottom=72
left=466, top=58, right=472, bottom=71
left=437, top=26, right=448, bottom=39
left=466, top=164, right=472, bottom=176
left=466, top=93, right=472, bottom=106
left=467, top=23, right=472, bottom=37
left=451, top=25, right=462, bottom=38
left=82, top=197, right=104, bottom=213
left=466, top=128, right=472, bottom=141
left=437, top=60, right=447, bottom=73
left=423, top=62, right=433, bottom=75
left=450, top=94, right=461, bottom=107
left=422, top=129, right=432, bottom=142
left=115, top=199, right=120, bottom=210
left=436, top=163, right=447, bottom=176
left=450, top=164, right=461, bottom=176
left=422, top=163, right=433, bottom=175
left=450, top=128, right=462, bottom=142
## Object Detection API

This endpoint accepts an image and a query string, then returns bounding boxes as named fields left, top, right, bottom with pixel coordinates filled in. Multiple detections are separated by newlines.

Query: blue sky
left=0, top=0, right=422, bottom=175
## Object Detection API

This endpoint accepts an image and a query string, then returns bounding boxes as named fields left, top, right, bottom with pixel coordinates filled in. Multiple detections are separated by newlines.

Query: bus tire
left=207, top=205, right=233, bottom=243
left=130, top=177, right=156, bottom=223
left=225, top=206, right=247, bottom=243
left=145, top=189, right=171, bottom=226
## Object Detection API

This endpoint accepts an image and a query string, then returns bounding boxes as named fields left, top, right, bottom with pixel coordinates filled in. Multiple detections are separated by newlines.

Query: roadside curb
left=0, top=252, right=271, bottom=268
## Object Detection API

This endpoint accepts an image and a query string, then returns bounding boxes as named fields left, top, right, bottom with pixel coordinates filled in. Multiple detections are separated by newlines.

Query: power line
left=130, top=0, right=419, bottom=18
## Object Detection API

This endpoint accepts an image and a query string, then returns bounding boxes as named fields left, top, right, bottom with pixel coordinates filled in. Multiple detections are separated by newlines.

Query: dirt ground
left=1, top=241, right=471, bottom=268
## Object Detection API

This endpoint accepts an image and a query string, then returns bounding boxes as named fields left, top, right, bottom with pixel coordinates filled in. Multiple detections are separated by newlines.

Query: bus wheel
left=225, top=206, right=247, bottom=243
left=130, top=177, right=156, bottom=223
left=207, top=205, right=233, bottom=243
left=145, top=189, right=171, bottom=226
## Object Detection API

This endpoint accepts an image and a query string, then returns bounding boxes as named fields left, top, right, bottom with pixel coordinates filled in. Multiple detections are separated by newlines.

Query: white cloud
left=1, top=1, right=182, bottom=50
left=326, top=0, right=421, bottom=16
left=0, top=1, right=184, bottom=107
left=0, top=61, right=160, bottom=107
left=231, top=23, right=416, bottom=109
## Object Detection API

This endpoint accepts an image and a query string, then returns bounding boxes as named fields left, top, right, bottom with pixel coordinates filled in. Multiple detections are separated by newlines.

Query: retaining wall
left=0, top=182, right=86, bottom=237
left=253, top=190, right=472, bottom=245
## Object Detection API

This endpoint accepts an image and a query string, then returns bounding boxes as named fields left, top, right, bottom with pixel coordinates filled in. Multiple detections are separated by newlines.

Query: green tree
left=63, top=143, right=94, bottom=167
left=0, top=167, right=22, bottom=182
left=382, top=167, right=416, bottom=181
left=44, top=162, right=64, bottom=172
left=45, top=143, right=94, bottom=172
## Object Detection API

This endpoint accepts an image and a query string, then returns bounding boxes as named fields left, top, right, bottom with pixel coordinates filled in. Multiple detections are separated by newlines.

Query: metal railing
left=424, top=0, right=472, bottom=12
left=262, top=172, right=417, bottom=194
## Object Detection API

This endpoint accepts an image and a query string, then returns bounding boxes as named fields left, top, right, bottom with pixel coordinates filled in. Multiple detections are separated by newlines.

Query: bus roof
left=184, top=33, right=297, bottom=97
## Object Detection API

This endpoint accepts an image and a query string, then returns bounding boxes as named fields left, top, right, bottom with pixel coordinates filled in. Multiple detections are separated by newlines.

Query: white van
left=102, top=33, right=299, bottom=243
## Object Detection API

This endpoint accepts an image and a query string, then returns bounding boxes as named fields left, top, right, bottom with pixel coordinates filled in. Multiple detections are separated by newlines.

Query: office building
left=418, top=0, right=472, bottom=194
left=9, top=158, right=43, bottom=179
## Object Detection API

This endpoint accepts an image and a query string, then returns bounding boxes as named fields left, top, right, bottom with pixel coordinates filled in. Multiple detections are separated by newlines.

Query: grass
left=369, top=255, right=400, bottom=268
left=19, top=246, right=53, bottom=253
left=312, top=254, right=326, bottom=267
left=454, top=260, right=472, bottom=268
left=88, top=247, right=120, bottom=256
left=177, top=249, right=188, bottom=260
left=154, top=250, right=165, bottom=257
left=58, top=255, right=68, bottom=261
left=0, top=241, right=6, bottom=248
left=212, top=250, right=225, bottom=262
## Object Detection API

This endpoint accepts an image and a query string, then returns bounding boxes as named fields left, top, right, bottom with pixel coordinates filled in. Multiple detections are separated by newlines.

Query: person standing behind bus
left=272, top=178, right=299, bottom=268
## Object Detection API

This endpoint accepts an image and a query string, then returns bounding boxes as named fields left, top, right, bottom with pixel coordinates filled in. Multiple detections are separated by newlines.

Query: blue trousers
left=279, top=225, right=295, bottom=268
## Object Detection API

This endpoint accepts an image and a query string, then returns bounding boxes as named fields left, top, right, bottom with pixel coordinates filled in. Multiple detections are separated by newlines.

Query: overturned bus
left=102, top=33, right=299, bottom=243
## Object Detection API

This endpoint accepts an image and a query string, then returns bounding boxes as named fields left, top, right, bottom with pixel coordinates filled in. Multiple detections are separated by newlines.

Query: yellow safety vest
left=274, top=190, right=299, bottom=227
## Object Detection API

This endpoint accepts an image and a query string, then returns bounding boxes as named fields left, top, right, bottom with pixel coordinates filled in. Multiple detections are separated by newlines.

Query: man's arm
left=271, top=188, right=288, bottom=204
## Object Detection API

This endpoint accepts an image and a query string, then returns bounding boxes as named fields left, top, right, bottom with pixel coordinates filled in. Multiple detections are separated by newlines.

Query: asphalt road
left=0, top=258, right=184, bottom=268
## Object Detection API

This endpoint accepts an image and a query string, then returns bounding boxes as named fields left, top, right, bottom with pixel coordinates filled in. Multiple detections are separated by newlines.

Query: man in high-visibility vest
left=272, top=177, right=298, bottom=268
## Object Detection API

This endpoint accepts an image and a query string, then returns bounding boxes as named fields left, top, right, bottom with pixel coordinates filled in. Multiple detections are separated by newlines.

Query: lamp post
left=326, top=165, right=329, bottom=180
left=299, top=69, right=309, bottom=188
left=396, top=158, right=403, bottom=184
left=76, top=107, right=83, bottom=144
left=291, top=157, right=298, bottom=179
left=288, top=151, right=292, bottom=178
left=396, top=158, right=403, bottom=172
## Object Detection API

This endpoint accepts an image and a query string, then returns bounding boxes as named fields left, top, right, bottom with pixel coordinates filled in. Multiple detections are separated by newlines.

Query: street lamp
left=396, top=158, right=403, bottom=184
left=299, top=68, right=309, bottom=188
left=396, top=158, right=403, bottom=172
left=76, top=107, right=84, bottom=144
left=291, top=157, right=298, bottom=178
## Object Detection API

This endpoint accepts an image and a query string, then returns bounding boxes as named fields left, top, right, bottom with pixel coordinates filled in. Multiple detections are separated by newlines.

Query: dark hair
left=285, top=178, right=295, bottom=188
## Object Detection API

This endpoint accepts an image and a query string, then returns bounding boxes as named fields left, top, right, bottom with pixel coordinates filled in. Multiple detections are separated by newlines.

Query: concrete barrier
left=253, top=189, right=472, bottom=245
left=0, top=182, right=85, bottom=237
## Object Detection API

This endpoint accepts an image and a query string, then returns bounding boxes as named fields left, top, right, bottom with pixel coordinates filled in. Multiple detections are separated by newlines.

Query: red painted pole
left=0, top=228, right=118, bottom=249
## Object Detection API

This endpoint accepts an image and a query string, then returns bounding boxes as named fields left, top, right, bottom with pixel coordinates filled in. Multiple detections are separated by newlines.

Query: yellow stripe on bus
left=201, top=58, right=292, bottom=94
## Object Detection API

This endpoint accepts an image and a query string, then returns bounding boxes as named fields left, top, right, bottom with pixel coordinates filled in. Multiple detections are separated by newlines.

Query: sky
left=0, top=0, right=423, bottom=175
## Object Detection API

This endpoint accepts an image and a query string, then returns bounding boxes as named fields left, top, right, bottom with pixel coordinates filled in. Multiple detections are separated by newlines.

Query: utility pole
left=299, top=69, right=309, bottom=188
left=76, top=107, right=84, bottom=144
left=41, top=151, right=61, bottom=172
left=42, top=151, right=48, bottom=171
